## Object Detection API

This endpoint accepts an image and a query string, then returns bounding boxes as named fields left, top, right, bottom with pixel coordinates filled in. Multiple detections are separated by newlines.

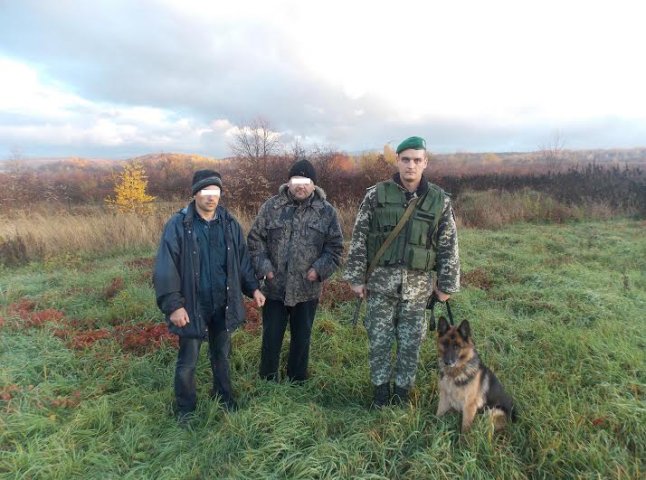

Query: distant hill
left=130, top=152, right=221, bottom=164
left=0, top=152, right=225, bottom=172
left=2, top=148, right=644, bottom=173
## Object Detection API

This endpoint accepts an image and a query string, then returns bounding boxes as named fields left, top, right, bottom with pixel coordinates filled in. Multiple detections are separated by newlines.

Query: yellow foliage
left=105, top=161, right=156, bottom=214
left=482, top=153, right=502, bottom=165
left=383, top=144, right=397, bottom=165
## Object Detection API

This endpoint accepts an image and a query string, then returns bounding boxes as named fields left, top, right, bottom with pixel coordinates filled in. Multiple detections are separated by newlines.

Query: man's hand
left=351, top=284, right=367, bottom=299
left=433, top=285, right=450, bottom=302
left=306, top=268, right=318, bottom=282
left=253, top=289, right=266, bottom=308
left=169, top=307, right=190, bottom=327
left=266, top=271, right=274, bottom=280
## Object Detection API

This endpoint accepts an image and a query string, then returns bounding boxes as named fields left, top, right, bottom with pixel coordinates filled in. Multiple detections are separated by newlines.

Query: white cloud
left=1, top=0, right=645, bottom=157
left=0, top=58, right=242, bottom=155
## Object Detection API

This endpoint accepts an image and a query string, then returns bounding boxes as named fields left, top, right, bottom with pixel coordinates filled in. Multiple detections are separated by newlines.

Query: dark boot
left=371, top=383, right=390, bottom=409
left=391, top=385, right=410, bottom=406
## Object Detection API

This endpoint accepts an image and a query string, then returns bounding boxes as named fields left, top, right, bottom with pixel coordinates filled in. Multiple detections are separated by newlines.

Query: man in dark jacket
left=154, top=169, right=265, bottom=423
left=247, top=159, right=344, bottom=383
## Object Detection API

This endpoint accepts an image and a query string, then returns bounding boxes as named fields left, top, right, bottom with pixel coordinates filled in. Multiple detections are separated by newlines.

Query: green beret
left=396, top=136, right=426, bottom=154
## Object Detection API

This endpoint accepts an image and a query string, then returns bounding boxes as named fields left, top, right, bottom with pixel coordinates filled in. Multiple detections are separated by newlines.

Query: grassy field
left=1, top=219, right=644, bottom=479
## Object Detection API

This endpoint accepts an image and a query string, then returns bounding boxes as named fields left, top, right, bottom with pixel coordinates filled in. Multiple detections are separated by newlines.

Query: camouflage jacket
left=343, top=176, right=460, bottom=300
left=248, top=184, right=344, bottom=306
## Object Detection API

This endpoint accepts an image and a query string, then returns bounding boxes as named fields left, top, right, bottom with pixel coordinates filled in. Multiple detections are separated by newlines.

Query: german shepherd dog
left=436, top=317, right=515, bottom=432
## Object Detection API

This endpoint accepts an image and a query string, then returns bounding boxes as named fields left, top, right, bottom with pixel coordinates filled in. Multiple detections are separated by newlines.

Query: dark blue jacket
left=153, top=202, right=258, bottom=338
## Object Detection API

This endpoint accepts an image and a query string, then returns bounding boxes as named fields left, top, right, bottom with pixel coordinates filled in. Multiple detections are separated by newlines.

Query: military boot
left=371, top=383, right=390, bottom=409
left=391, top=384, right=410, bottom=406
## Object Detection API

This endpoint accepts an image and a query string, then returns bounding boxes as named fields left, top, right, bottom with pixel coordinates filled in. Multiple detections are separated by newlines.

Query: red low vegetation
left=126, top=257, right=155, bottom=284
left=6, top=298, right=65, bottom=328
left=243, top=300, right=261, bottom=333
left=320, top=279, right=355, bottom=310
left=54, top=328, right=111, bottom=349
left=8, top=298, right=37, bottom=317
left=50, top=390, right=82, bottom=409
left=462, top=268, right=494, bottom=291
left=0, top=384, right=21, bottom=402
left=26, top=309, right=65, bottom=327
left=53, top=322, right=179, bottom=354
left=103, top=277, right=125, bottom=300
left=115, top=323, right=178, bottom=353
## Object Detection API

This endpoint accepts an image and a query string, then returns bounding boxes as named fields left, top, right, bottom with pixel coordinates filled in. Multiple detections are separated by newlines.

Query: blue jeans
left=174, top=307, right=231, bottom=414
left=259, top=298, right=318, bottom=382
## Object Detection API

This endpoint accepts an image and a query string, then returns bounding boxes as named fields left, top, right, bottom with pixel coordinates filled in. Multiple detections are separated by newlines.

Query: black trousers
left=259, top=298, right=318, bottom=382
left=174, top=307, right=231, bottom=414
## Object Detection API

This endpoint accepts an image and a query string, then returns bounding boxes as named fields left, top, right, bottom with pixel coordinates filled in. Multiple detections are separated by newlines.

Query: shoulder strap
left=366, top=195, right=421, bottom=280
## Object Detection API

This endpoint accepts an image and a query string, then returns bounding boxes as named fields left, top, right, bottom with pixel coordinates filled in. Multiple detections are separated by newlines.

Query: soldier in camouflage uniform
left=344, top=136, right=460, bottom=408
left=248, top=159, right=344, bottom=382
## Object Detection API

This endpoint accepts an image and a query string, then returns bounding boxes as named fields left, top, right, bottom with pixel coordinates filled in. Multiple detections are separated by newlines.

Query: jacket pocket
left=266, top=220, right=287, bottom=264
left=306, top=221, right=327, bottom=251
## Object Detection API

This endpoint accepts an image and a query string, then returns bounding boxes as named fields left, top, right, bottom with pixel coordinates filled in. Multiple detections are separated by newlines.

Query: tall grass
left=0, top=190, right=632, bottom=266
left=455, top=189, right=615, bottom=229
left=0, top=202, right=256, bottom=266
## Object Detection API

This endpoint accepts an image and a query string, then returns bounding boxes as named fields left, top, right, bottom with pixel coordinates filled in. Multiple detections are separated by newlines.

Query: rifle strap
left=365, top=195, right=421, bottom=281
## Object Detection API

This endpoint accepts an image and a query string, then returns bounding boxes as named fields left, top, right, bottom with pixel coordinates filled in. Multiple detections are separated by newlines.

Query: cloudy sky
left=1, top=0, right=644, bottom=159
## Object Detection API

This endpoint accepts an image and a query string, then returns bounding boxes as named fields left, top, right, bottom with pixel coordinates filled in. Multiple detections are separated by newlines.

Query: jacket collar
left=181, top=201, right=228, bottom=226
left=274, top=184, right=327, bottom=211
left=392, top=173, right=430, bottom=197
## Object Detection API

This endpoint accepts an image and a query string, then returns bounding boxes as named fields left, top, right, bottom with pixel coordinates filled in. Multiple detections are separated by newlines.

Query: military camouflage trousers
left=364, top=292, right=427, bottom=388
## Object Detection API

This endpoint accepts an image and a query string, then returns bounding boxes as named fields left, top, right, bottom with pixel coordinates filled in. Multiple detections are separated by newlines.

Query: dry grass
left=0, top=191, right=624, bottom=266
left=0, top=203, right=180, bottom=266
left=0, top=198, right=359, bottom=266
left=455, top=188, right=616, bottom=229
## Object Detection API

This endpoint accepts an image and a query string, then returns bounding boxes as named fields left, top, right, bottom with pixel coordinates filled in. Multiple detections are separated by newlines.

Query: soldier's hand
left=266, top=271, right=274, bottom=280
left=433, top=286, right=450, bottom=302
left=170, top=307, right=190, bottom=327
left=253, top=289, right=266, bottom=308
left=351, top=284, right=367, bottom=299
left=306, top=268, right=318, bottom=282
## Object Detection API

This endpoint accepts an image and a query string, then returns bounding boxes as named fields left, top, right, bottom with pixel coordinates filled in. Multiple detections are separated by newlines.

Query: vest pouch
left=407, top=245, right=435, bottom=271
left=375, top=207, right=397, bottom=232
left=366, top=232, right=384, bottom=261
left=409, top=219, right=426, bottom=246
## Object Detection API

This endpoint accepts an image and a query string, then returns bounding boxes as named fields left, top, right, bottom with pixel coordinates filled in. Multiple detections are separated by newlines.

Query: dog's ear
left=457, top=320, right=471, bottom=341
left=437, top=316, right=449, bottom=336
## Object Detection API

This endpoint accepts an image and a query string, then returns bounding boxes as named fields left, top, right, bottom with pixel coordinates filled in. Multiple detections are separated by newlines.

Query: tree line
left=1, top=117, right=644, bottom=216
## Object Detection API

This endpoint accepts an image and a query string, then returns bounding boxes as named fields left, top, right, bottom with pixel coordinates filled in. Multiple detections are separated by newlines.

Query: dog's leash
left=426, top=293, right=454, bottom=331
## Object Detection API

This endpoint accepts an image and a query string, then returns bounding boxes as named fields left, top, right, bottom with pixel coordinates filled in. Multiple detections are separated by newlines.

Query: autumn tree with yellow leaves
left=105, top=161, right=155, bottom=214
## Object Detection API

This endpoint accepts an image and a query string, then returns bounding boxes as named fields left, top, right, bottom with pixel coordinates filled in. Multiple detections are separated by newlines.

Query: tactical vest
left=366, top=180, right=446, bottom=272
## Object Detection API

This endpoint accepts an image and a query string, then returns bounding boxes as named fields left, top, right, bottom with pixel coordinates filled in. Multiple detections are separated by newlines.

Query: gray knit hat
left=191, top=169, right=222, bottom=196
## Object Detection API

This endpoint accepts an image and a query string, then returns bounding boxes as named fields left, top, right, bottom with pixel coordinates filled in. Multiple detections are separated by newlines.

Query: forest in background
left=1, top=145, right=645, bottom=216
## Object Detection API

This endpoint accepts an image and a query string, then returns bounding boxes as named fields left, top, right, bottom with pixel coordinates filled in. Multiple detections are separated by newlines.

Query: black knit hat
left=288, top=159, right=317, bottom=184
left=191, top=169, right=222, bottom=196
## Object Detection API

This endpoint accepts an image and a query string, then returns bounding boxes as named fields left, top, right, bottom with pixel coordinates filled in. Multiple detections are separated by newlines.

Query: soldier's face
left=288, top=176, right=315, bottom=201
left=194, top=185, right=220, bottom=215
left=397, top=149, right=427, bottom=184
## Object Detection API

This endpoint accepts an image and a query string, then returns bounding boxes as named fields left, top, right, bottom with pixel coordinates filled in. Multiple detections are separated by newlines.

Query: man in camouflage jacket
left=248, top=159, right=344, bottom=382
left=344, top=136, right=460, bottom=408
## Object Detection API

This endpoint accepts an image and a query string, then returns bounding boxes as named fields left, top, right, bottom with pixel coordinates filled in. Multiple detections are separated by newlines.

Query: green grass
left=1, top=220, right=644, bottom=479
